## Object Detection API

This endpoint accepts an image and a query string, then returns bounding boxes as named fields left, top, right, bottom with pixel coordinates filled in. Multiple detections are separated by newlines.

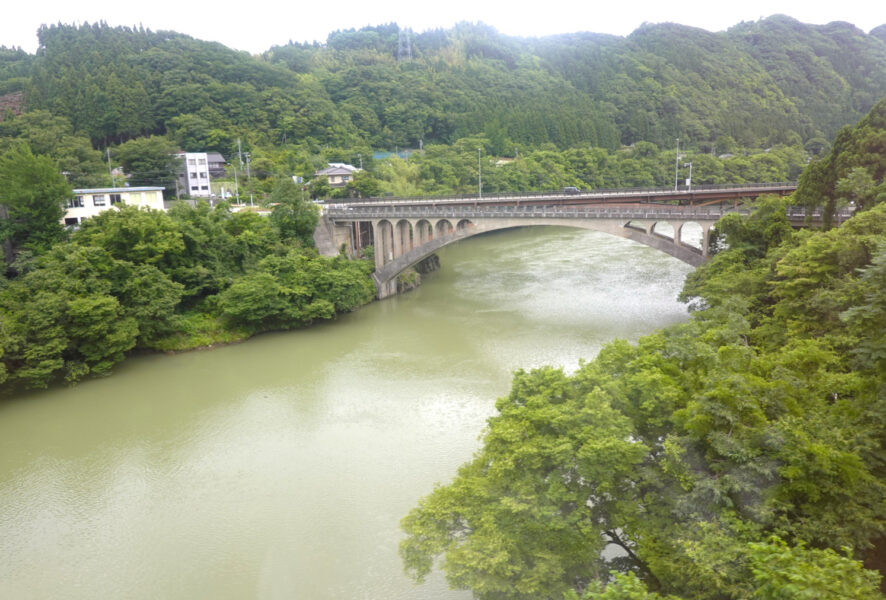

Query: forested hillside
left=2, top=17, right=886, bottom=156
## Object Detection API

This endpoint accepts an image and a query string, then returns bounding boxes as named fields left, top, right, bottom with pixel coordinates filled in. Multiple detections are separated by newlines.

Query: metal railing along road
left=327, top=203, right=750, bottom=221
left=326, top=203, right=846, bottom=223
left=321, top=182, right=798, bottom=209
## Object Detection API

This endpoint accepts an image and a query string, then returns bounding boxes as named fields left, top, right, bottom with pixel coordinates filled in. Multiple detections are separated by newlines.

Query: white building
left=63, top=187, right=166, bottom=225
left=178, top=152, right=213, bottom=197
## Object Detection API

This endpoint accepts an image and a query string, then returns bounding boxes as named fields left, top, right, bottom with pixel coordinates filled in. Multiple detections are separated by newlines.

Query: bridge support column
left=372, top=220, right=394, bottom=271
left=392, top=222, right=404, bottom=260
left=701, top=224, right=712, bottom=257
left=674, top=222, right=684, bottom=247
left=373, top=221, right=384, bottom=272
left=375, top=277, right=398, bottom=299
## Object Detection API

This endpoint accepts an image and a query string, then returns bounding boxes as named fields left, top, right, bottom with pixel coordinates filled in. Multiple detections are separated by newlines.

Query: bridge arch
left=624, top=220, right=649, bottom=235
left=676, top=221, right=705, bottom=251
left=415, top=219, right=433, bottom=245
left=651, top=221, right=676, bottom=242
left=435, top=219, right=454, bottom=237
left=375, top=219, right=394, bottom=265
left=369, top=217, right=714, bottom=298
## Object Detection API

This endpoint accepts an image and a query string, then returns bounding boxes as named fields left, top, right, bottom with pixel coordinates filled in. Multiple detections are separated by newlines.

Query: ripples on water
left=0, top=227, right=692, bottom=600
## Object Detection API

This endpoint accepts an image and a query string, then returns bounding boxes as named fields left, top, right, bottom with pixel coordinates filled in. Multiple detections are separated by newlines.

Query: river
left=0, top=226, right=694, bottom=599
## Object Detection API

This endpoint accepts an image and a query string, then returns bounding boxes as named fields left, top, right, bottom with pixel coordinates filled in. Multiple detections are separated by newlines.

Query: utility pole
left=107, top=148, right=115, bottom=186
left=233, top=165, right=240, bottom=204
left=684, top=162, right=693, bottom=192
left=674, top=138, right=680, bottom=191
left=245, top=152, right=253, bottom=207
left=478, top=148, right=482, bottom=199
left=238, top=138, right=243, bottom=169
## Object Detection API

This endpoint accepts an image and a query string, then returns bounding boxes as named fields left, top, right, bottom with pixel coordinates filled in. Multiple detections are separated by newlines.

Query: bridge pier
left=374, top=275, right=398, bottom=299
left=392, top=220, right=402, bottom=261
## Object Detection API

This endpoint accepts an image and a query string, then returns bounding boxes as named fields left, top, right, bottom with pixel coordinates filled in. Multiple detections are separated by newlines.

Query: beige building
left=314, top=163, right=361, bottom=188
left=63, top=187, right=166, bottom=225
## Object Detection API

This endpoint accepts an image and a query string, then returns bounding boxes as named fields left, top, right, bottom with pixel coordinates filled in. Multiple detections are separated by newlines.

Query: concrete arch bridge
left=320, top=202, right=747, bottom=298
left=315, top=183, right=832, bottom=299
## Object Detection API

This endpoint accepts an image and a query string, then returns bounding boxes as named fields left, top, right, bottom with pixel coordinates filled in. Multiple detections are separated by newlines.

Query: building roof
left=73, top=187, right=165, bottom=193
left=315, top=162, right=361, bottom=175
left=316, top=167, right=350, bottom=175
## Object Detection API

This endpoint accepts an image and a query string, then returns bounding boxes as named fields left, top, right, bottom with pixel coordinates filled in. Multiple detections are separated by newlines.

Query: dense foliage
left=399, top=103, right=886, bottom=597
left=795, top=96, right=886, bottom=225
left=0, top=196, right=375, bottom=393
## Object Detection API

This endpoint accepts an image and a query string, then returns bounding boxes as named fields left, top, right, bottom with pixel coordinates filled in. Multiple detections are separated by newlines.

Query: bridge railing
left=327, top=204, right=851, bottom=223
left=322, top=182, right=797, bottom=207
left=326, top=203, right=749, bottom=220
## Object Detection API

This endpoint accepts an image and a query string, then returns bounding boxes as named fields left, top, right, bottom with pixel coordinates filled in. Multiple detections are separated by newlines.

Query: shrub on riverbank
left=0, top=200, right=376, bottom=393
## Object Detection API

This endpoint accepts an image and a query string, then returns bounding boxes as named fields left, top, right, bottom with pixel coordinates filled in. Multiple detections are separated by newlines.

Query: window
left=201, top=185, right=209, bottom=190
left=110, top=194, right=122, bottom=205
left=199, top=172, right=208, bottom=179
left=64, top=217, right=79, bottom=226
left=93, top=195, right=106, bottom=207
left=187, top=159, right=196, bottom=166
left=65, top=196, right=84, bottom=208
left=190, top=172, right=198, bottom=179
left=197, top=158, right=206, bottom=165
left=191, top=186, right=199, bottom=191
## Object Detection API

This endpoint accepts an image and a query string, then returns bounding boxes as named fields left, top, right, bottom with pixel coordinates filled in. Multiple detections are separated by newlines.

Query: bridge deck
left=324, top=182, right=798, bottom=209
left=327, top=203, right=828, bottom=224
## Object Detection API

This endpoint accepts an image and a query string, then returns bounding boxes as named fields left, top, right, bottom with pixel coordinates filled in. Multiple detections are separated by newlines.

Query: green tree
left=836, top=166, right=879, bottom=211
left=268, top=178, right=320, bottom=245
left=309, top=175, right=331, bottom=200
left=0, top=244, right=140, bottom=388
left=748, top=537, right=882, bottom=599
left=345, top=170, right=382, bottom=198
left=0, top=110, right=109, bottom=187
left=0, top=144, right=68, bottom=261
left=112, top=135, right=182, bottom=192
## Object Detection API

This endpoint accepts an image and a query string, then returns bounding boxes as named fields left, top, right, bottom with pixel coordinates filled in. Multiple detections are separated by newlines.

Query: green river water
left=0, top=226, right=695, bottom=599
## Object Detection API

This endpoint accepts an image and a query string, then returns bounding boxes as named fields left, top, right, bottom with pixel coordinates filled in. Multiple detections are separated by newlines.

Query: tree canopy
left=400, top=104, right=886, bottom=598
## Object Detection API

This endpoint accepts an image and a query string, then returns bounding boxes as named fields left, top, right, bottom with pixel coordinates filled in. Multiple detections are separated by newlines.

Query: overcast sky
left=2, top=0, right=884, bottom=55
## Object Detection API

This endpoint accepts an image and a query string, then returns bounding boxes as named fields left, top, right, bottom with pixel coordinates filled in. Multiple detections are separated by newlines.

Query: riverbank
left=152, top=254, right=443, bottom=352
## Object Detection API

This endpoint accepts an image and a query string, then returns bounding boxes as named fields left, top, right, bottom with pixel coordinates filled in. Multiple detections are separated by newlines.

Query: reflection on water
left=0, top=227, right=692, bottom=599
